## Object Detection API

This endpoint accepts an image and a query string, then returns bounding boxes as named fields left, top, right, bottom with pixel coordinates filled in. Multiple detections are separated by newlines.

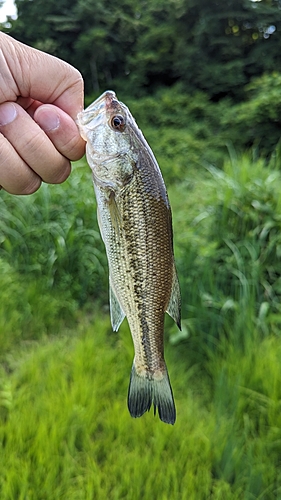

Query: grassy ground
left=0, top=316, right=281, bottom=499
left=1, top=147, right=281, bottom=498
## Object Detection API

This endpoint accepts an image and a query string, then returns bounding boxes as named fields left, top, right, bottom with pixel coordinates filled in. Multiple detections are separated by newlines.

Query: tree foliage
left=2, top=0, right=281, bottom=97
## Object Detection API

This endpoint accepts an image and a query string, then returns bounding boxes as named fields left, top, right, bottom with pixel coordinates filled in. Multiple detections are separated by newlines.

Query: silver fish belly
left=77, top=91, right=181, bottom=424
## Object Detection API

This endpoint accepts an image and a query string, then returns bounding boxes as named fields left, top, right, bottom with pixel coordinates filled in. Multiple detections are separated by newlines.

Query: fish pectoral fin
left=166, top=265, right=181, bottom=330
left=96, top=205, right=105, bottom=243
left=109, top=279, right=126, bottom=332
left=108, top=191, right=122, bottom=237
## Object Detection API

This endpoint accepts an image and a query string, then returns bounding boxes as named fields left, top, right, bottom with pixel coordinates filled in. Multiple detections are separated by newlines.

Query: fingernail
left=0, top=103, right=17, bottom=126
left=36, top=109, right=60, bottom=132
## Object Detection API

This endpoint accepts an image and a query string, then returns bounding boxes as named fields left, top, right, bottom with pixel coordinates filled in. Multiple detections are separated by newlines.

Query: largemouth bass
left=77, top=91, right=181, bottom=425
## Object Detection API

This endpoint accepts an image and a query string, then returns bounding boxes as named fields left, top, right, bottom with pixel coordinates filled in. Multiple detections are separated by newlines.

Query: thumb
left=34, top=104, right=86, bottom=161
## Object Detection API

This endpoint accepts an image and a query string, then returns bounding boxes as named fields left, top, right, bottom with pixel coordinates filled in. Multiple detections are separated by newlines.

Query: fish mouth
left=103, top=91, right=123, bottom=114
left=88, top=90, right=118, bottom=113
left=77, top=90, right=121, bottom=129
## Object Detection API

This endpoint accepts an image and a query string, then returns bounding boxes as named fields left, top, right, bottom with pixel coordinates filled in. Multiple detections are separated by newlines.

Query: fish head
left=77, top=91, right=139, bottom=190
left=77, top=90, right=137, bottom=159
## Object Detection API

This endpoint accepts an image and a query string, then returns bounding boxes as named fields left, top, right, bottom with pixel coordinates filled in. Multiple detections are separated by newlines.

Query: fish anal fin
left=109, top=278, right=125, bottom=332
left=166, top=265, right=181, bottom=330
left=127, top=363, right=176, bottom=425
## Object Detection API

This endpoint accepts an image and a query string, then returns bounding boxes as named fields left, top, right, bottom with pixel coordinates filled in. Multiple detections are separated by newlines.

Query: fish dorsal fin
left=166, top=265, right=181, bottom=330
left=109, top=277, right=126, bottom=331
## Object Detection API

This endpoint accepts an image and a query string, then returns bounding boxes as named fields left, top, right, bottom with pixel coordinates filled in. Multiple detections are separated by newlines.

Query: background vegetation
left=1, top=0, right=281, bottom=498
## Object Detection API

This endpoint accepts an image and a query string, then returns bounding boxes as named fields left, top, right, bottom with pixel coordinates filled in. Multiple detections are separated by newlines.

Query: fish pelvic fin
left=166, top=264, right=181, bottom=330
left=127, top=363, right=176, bottom=425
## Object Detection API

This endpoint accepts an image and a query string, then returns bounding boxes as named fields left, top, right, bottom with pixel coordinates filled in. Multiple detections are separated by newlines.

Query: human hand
left=0, top=32, right=85, bottom=194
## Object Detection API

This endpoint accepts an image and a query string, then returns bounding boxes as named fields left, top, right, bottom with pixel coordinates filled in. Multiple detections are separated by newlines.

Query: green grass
left=0, top=160, right=107, bottom=306
left=0, top=319, right=211, bottom=500
left=0, top=317, right=281, bottom=499
left=1, top=143, right=281, bottom=497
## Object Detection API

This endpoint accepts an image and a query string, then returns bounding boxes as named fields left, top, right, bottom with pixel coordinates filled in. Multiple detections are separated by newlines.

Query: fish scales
left=77, top=91, right=181, bottom=425
left=112, top=175, right=172, bottom=371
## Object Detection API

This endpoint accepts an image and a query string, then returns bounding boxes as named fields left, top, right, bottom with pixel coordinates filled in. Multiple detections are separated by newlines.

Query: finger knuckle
left=21, top=175, right=42, bottom=195
left=51, top=160, right=71, bottom=184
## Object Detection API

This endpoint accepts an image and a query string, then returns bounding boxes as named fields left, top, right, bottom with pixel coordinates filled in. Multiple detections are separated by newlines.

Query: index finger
left=0, top=33, right=84, bottom=119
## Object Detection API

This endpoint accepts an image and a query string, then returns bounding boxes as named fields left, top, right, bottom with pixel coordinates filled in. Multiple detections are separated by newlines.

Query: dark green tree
left=2, top=0, right=281, bottom=97
left=171, top=0, right=281, bottom=99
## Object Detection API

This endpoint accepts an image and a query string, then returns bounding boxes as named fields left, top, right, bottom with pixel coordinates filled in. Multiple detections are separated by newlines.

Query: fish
left=77, top=91, right=181, bottom=425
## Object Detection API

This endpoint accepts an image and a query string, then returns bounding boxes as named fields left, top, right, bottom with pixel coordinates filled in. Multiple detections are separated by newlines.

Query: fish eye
left=111, top=115, right=126, bottom=131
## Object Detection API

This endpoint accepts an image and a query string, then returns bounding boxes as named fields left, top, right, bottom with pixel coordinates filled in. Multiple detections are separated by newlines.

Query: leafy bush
left=0, top=162, right=107, bottom=306
left=0, top=257, right=80, bottom=353
left=171, top=148, right=281, bottom=354
left=206, top=150, right=281, bottom=327
left=221, top=73, right=281, bottom=155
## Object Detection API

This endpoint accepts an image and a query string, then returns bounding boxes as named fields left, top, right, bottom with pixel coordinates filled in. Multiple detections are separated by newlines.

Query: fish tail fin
left=127, top=363, right=176, bottom=425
